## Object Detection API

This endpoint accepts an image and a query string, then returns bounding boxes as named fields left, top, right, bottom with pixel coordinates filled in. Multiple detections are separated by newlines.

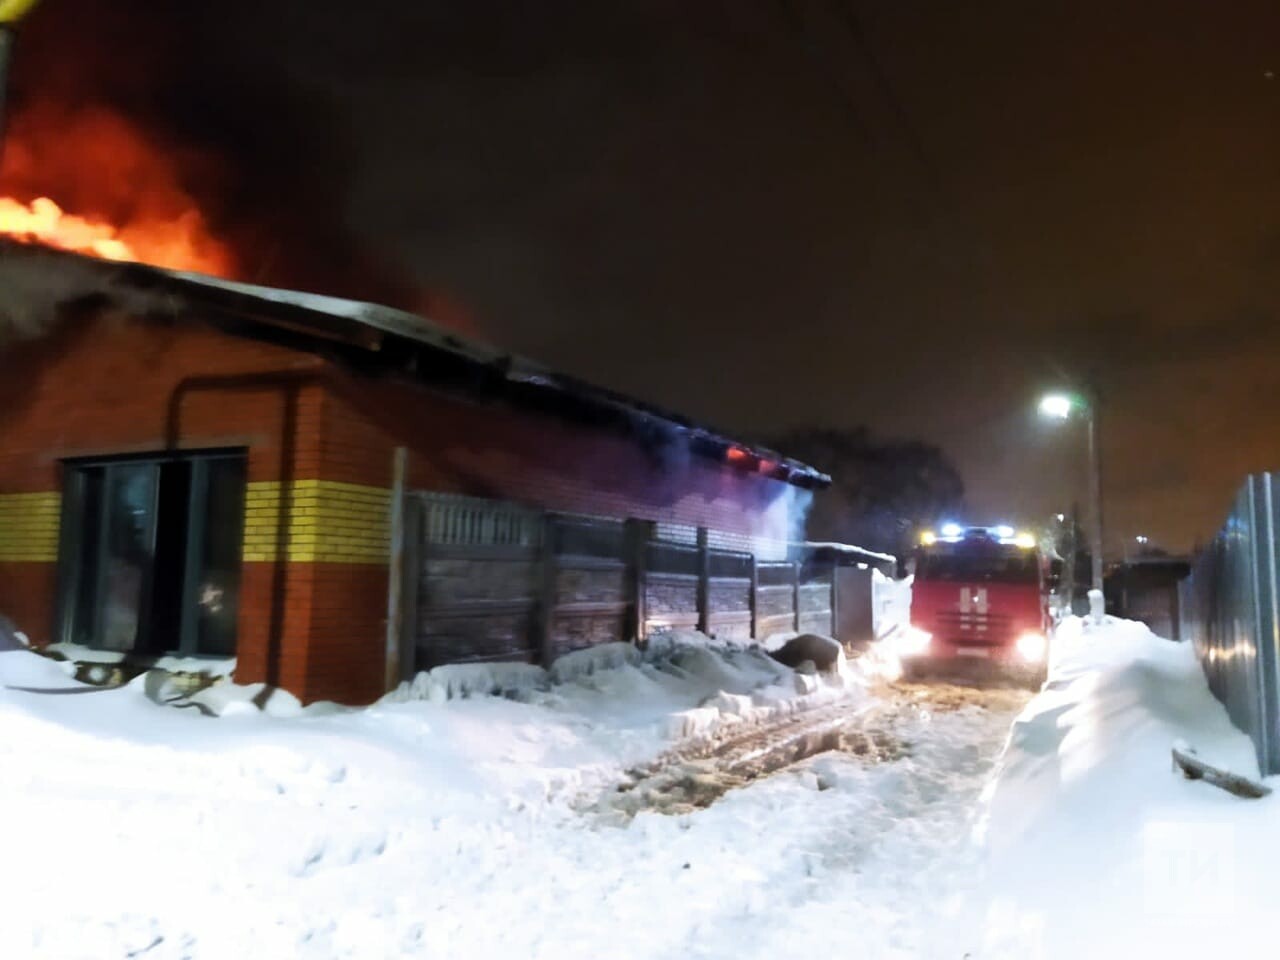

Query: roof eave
left=0, top=241, right=832, bottom=491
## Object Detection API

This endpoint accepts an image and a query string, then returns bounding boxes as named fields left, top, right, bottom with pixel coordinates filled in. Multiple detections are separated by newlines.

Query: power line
left=773, top=0, right=871, bottom=143
left=826, top=0, right=1005, bottom=304
left=828, top=0, right=939, bottom=190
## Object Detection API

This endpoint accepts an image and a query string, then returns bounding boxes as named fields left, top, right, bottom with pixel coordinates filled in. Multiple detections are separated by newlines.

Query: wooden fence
left=402, top=492, right=837, bottom=672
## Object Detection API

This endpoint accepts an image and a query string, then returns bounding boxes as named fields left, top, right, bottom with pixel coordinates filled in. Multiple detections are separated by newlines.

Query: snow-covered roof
left=4, top=242, right=831, bottom=490
left=160, top=268, right=511, bottom=367
left=798, top=540, right=897, bottom=565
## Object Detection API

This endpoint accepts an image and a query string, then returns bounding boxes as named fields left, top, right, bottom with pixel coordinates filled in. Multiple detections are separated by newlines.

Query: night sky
left=12, top=0, right=1280, bottom=554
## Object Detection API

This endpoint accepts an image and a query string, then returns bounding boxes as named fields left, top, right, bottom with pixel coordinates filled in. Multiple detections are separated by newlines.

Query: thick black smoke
left=7, top=0, right=420, bottom=307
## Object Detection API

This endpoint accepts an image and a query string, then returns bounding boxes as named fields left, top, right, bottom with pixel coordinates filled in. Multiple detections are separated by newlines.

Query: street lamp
left=1038, top=389, right=1105, bottom=609
left=1038, top=394, right=1074, bottom=420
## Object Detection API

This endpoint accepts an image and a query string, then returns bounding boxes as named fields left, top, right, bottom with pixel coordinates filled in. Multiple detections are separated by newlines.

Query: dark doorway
left=56, top=450, right=247, bottom=657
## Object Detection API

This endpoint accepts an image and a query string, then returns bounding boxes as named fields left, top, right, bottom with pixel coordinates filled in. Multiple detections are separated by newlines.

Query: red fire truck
left=896, top=524, right=1052, bottom=688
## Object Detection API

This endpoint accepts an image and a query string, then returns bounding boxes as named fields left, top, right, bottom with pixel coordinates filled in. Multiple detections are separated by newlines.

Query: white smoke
left=788, top=485, right=815, bottom=544
left=0, top=247, right=167, bottom=345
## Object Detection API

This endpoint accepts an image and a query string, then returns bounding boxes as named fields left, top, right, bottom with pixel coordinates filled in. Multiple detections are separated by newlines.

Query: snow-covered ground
left=0, top=634, right=890, bottom=958
left=968, top=617, right=1278, bottom=959
left=1, top=617, right=1271, bottom=959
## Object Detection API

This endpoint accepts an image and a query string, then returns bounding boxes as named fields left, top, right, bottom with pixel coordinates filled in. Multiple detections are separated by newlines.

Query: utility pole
left=0, top=1, right=43, bottom=158
left=1085, top=384, right=1105, bottom=599
left=1060, top=504, right=1079, bottom=614
left=1039, top=381, right=1107, bottom=624
left=0, top=26, right=13, bottom=149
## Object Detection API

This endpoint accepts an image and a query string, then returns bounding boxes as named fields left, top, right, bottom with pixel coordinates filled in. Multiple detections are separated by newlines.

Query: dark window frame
left=54, top=447, right=248, bottom=659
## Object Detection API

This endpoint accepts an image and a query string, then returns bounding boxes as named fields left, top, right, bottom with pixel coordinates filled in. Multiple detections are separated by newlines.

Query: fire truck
left=896, top=524, right=1052, bottom=688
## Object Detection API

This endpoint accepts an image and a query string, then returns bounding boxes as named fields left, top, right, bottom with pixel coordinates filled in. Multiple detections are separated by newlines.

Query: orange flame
left=0, top=103, right=234, bottom=277
left=0, top=196, right=133, bottom=261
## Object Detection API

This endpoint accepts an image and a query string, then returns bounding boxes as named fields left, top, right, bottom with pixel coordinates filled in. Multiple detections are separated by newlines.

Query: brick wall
left=309, top=371, right=804, bottom=697
left=0, top=562, right=55, bottom=642
left=0, top=307, right=809, bottom=705
left=0, top=311, right=331, bottom=695
left=322, top=373, right=798, bottom=545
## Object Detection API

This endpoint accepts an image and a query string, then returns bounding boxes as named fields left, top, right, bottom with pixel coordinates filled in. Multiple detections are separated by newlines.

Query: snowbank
left=970, top=617, right=1278, bottom=959
left=0, top=629, right=879, bottom=958
left=376, top=631, right=866, bottom=746
left=387, top=661, right=550, bottom=703
left=0, top=645, right=81, bottom=689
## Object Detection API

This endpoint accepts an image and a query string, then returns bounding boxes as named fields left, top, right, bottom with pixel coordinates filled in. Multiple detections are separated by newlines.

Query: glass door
left=183, top=455, right=246, bottom=657
left=57, top=450, right=246, bottom=657
left=98, top=463, right=160, bottom=651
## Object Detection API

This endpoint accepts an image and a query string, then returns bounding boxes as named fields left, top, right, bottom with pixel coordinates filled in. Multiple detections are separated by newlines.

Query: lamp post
left=1039, top=389, right=1105, bottom=609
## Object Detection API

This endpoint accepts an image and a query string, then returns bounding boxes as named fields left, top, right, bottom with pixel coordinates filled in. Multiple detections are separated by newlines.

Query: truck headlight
left=1016, top=631, right=1047, bottom=662
left=894, top=626, right=932, bottom=658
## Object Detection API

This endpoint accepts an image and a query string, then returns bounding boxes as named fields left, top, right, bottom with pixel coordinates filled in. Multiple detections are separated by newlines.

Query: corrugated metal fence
left=1180, top=473, right=1280, bottom=775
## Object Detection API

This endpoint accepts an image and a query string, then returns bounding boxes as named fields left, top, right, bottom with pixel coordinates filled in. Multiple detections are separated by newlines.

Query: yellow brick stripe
left=0, top=492, right=61, bottom=562
left=0, top=482, right=391, bottom=565
left=242, top=479, right=391, bottom=564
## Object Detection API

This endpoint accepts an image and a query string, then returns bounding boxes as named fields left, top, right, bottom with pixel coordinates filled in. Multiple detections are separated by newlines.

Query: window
left=56, top=450, right=247, bottom=657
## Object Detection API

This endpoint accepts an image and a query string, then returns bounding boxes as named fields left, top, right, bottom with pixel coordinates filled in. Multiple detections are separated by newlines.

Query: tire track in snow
left=658, top=681, right=1032, bottom=959
left=601, top=681, right=1030, bottom=818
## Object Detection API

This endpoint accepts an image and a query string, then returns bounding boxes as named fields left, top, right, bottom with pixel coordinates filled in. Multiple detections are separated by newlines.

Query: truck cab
left=898, top=524, right=1051, bottom=687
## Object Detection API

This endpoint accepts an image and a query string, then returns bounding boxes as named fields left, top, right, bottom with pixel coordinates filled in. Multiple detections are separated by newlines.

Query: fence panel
left=1181, top=474, right=1280, bottom=775
left=797, top=573, right=834, bottom=637
left=411, top=493, right=544, bottom=668
left=547, top=514, right=628, bottom=660
left=703, top=547, right=753, bottom=641
left=642, top=538, right=699, bottom=634
left=404, top=492, right=855, bottom=674
left=754, top=561, right=795, bottom=640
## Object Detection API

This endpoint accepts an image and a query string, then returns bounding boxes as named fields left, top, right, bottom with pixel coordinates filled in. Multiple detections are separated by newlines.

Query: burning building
left=0, top=242, right=830, bottom=703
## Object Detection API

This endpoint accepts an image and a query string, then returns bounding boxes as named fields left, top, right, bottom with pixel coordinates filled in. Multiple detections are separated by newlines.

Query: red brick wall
left=0, top=312, right=327, bottom=696
left=323, top=372, right=798, bottom=541
left=300, top=563, right=388, bottom=703
left=0, top=308, right=801, bottom=705
left=0, top=562, right=55, bottom=643
left=295, top=374, right=801, bottom=703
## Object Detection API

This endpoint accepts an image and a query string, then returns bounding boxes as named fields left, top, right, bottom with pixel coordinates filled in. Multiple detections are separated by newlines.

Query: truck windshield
left=917, top=550, right=1039, bottom=584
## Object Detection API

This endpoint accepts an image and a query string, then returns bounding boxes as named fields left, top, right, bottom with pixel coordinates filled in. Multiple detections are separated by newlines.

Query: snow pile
left=187, top=680, right=306, bottom=718
left=548, top=640, right=641, bottom=683
left=552, top=634, right=857, bottom=743
left=388, top=661, right=549, bottom=703
left=378, top=631, right=865, bottom=745
left=872, top=569, right=912, bottom=639
left=969, top=617, right=1278, bottom=959
left=0, top=644, right=81, bottom=690
left=43, top=640, right=238, bottom=678
left=0, top=629, right=881, bottom=958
